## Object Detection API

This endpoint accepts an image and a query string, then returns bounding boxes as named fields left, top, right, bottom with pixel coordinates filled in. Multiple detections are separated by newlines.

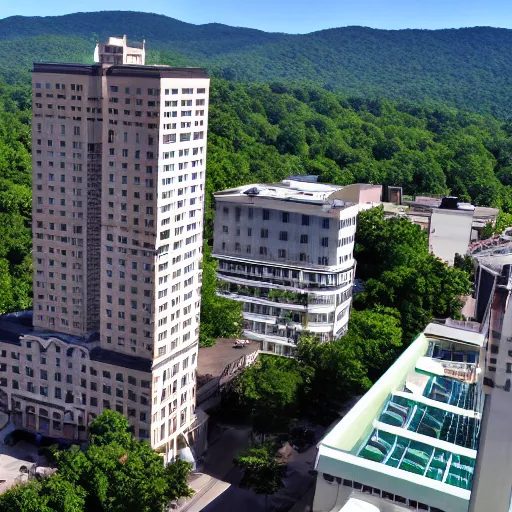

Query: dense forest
left=1, top=66, right=512, bottom=331
left=3, top=12, right=512, bottom=116
left=0, top=79, right=32, bottom=314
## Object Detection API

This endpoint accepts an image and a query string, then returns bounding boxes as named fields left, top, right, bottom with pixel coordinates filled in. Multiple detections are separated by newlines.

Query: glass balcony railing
left=218, top=282, right=308, bottom=306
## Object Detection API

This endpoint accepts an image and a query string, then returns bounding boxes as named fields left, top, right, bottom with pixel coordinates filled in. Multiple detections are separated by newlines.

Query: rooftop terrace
left=214, top=180, right=382, bottom=209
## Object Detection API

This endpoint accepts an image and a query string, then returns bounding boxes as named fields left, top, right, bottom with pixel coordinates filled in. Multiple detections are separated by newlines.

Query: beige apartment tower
left=0, top=37, right=209, bottom=463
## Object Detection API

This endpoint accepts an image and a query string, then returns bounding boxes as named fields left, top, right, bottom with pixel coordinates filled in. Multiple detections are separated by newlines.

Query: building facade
left=212, top=180, right=381, bottom=356
left=0, top=37, right=209, bottom=462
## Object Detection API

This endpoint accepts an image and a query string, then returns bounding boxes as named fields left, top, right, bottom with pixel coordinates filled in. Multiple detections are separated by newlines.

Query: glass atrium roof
left=356, top=339, right=481, bottom=491
left=378, top=394, right=480, bottom=450
left=358, top=429, right=475, bottom=490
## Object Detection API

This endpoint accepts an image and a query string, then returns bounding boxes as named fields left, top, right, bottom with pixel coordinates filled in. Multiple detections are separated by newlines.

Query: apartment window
left=302, top=215, right=310, bottom=226
left=321, top=237, right=329, bottom=247
left=260, top=246, right=268, bottom=256
left=278, top=249, right=286, bottom=258
left=261, top=229, right=268, bottom=239
left=262, top=209, right=270, bottom=221
left=300, top=253, right=307, bottom=262
left=279, top=231, right=288, bottom=241
left=300, top=234, right=308, bottom=244
left=322, top=218, right=330, bottom=229
left=282, top=211, right=290, bottom=223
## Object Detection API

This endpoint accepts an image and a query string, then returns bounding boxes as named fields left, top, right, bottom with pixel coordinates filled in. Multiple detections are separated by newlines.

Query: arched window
left=52, top=412, right=61, bottom=420
left=26, top=406, right=36, bottom=414
left=66, top=347, right=74, bottom=358
left=39, top=408, right=49, bottom=417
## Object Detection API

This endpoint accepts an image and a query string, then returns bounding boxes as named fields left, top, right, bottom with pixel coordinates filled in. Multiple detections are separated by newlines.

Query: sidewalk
left=178, top=474, right=230, bottom=512
left=176, top=427, right=250, bottom=511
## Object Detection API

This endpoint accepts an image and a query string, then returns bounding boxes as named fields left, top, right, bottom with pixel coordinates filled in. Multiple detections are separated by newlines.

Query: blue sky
left=1, top=0, right=511, bottom=33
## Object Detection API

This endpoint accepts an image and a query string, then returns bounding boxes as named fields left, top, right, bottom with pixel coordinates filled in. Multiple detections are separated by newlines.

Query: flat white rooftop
left=214, top=180, right=343, bottom=203
left=424, top=323, right=485, bottom=348
left=214, top=180, right=382, bottom=210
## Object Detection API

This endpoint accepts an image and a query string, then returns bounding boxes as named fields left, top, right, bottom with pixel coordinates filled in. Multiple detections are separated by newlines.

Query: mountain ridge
left=1, top=11, right=512, bottom=117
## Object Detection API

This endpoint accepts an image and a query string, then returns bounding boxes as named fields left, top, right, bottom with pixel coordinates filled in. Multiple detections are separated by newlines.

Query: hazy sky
left=1, top=0, right=510, bottom=33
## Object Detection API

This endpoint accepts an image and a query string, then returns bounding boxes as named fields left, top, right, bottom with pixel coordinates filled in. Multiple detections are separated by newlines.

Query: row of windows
left=162, top=147, right=204, bottom=159
left=223, top=206, right=332, bottom=229
left=220, top=242, right=332, bottom=264
left=222, top=226, right=333, bottom=247
left=13, top=380, right=151, bottom=406
left=35, top=83, right=83, bottom=91
left=108, top=86, right=206, bottom=96
left=217, top=260, right=352, bottom=284
left=223, top=205, right=357, bottom=231
left=163, top=88, right=206, bottom=95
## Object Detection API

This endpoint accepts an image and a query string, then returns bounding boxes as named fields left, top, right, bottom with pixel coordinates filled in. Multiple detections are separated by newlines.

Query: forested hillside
left=2, top=12, right=512, bottom=117
left=2, top=70, right=512, bottom=326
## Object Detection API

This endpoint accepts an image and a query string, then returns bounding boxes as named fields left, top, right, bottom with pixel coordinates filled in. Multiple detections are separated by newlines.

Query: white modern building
left=313, top=322, right=486, bottom=512
left=0, top=36, right=209, bottom=463
left=212, top=180, right=381, bottom=356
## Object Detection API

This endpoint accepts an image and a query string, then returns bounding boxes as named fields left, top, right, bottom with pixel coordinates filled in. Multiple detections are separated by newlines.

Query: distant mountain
left=2, top=11, right=512, bottom=117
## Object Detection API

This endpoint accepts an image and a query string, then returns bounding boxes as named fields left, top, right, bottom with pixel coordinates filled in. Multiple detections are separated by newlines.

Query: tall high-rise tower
left=0, top=37, right=209, bottom=462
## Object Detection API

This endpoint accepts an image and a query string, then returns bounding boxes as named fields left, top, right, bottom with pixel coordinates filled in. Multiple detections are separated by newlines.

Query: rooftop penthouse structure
left=94, top=35, right=146, bottom=65
left=212, top=179, right=381, bottom=356
left=313, top=322, right=486, bottom=512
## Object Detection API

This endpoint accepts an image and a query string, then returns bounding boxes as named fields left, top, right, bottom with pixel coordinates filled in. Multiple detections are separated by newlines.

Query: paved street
left=179, top=425, right=318, bottom=512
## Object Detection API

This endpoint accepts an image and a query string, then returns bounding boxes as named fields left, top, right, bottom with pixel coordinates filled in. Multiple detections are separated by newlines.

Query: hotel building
left=212, top=180, right=381, bottom=356
left=0, top=36, right=209, bottom=462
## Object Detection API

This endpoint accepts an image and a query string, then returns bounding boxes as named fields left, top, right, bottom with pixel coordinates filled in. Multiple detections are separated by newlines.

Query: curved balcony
left=217, top=284, right=308, bottom=307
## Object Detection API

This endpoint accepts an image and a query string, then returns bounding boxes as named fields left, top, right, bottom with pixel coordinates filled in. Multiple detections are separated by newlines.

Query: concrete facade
left=0, top=38, right=209, bottom=463
left=212, top=181, right=381, bottom=356
left=429, top=208, right=474, bottom=266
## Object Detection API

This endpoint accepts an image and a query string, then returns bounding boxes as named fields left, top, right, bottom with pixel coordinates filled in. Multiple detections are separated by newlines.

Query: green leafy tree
left=355, top=206, right=471, bottom=340
left=40, top=475, right=86, bottom=512
left=164, top=459, right=194, bottom=503
left=223, top=355, right=304, bottom=433
left=0, top=411, right=193, bottom=512
left=200, top=243, right=243, bottom=347
left=0, top=481, right=50, bottom=512
left=88, top=409, right=133, bottom=448
left=296, top=335, right=371, bottom=422
left=341, top=308, right=403, bottom=382
left=234, top=445, right=285, bottom=510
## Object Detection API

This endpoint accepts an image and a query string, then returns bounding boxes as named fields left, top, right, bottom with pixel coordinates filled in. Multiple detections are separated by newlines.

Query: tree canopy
left=0, top=411, right=193, bottom=512
left=234, top=445, right=285, bottom=498
left=354, top=207, right=472, bottom=340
